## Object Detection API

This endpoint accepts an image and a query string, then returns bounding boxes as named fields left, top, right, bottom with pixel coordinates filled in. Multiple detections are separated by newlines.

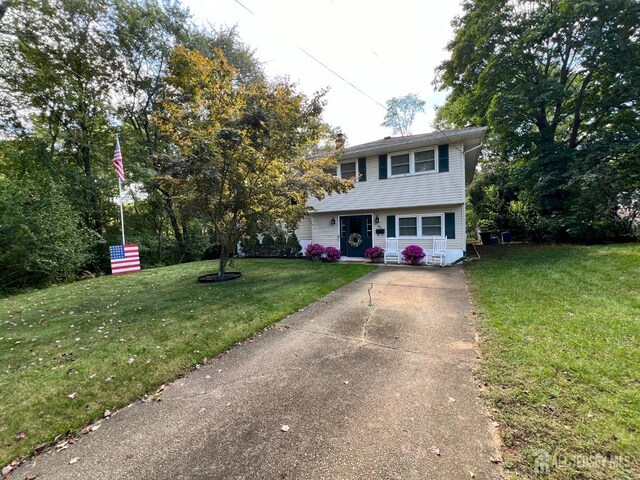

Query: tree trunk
left=81, top=144, right=103, bottom=235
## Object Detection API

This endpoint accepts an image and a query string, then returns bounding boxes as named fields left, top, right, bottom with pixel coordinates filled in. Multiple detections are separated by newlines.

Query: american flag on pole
left=112, top=138, right=124, bottom=182
left=109, top=244, right=140, bottom=275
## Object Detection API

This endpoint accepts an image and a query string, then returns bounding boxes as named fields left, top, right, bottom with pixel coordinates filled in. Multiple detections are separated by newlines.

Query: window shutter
left=378, top=154, right=387, bottom=180
left=438, top=144, right=449, bottom=172
left=444, top=212, right=455, bottom=239
left=386, top=215, right=396, bottom=238
left=358, top=157, right=367, bottom=181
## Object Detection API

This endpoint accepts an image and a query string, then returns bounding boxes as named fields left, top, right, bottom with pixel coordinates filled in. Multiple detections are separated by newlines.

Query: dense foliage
left=152, top=47, right=350, bottom=277
left=0, top=0, right=330, bottom=290
left=437, top=0, right=640, bottom=242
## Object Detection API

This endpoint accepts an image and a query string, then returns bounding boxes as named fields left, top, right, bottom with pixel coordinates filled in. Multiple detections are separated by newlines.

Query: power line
left=297, top=47, right=386, bottom=110
left=234, top=0, right=255, bottom=15
left=227, top=0, right=386, bottom=111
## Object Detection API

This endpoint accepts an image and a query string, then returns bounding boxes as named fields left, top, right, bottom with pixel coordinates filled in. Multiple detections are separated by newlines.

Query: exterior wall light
left=375, top=215, right=380, bottom=224
left=331, top=217, right=336, bottom=225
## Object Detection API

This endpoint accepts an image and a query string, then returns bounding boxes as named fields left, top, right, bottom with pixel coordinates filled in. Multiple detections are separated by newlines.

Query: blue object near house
left=501, top=231, right=512, bottom=243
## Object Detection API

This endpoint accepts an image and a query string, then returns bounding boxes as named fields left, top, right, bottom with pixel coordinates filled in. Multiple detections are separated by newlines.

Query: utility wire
left=297, top=47, right=386, bottom=110
left=228, top=0, right=386, bottom=111
left=233, top=0, right=255, bottom=15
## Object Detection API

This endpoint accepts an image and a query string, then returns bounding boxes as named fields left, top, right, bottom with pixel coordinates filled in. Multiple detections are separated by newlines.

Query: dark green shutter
left=438, top=144, right=449, bottom=172
left=358, top=157, right=367, bottom=181
left=444, top=212, right=455, bottom=239
left=378, top=154, right=387, bottom=180
left=387, top=215, right=396, bottom=238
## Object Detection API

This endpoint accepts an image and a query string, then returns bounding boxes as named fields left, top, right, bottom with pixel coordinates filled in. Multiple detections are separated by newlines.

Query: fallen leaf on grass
left=429, top=446, right=441, bottom=456
left=127, top=357, right=135, bottom=365
left=281, top=425, right=290, bottom=432
left=15, top=431, right=26, bottom=440
left=104, top=410, right=111, bottom=418
left=69, top=457, right=79, bottom=465
left=67, top=392, right=77, bottom=399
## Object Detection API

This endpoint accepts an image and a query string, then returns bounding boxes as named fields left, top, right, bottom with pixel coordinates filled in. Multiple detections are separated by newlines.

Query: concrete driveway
left=16, top=266, right=502, bottom=479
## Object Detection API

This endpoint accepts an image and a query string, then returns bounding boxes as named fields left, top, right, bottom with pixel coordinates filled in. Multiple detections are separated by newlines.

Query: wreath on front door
left=348, top=232, right=363, bottom=247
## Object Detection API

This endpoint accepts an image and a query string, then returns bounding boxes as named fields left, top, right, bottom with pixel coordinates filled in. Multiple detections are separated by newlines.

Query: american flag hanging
left=112, top=138, right=124, bottom=182
left=109, top=244, right=140, bottom=275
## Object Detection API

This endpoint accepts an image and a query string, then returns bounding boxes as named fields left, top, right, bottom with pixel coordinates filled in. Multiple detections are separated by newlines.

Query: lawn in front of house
left=0, top=259, right=374, bottom=466
left=466, top=244, right=639, bottom=479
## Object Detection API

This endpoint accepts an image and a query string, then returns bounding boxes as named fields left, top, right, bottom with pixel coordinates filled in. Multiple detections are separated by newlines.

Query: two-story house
left=295, top=126, right=487, bottom=264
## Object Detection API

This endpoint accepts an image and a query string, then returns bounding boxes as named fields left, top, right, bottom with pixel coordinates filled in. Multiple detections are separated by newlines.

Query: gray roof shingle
left=340, top=126, right=487, bottom=158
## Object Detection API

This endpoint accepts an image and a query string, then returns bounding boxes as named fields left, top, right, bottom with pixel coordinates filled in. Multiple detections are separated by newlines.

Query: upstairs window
left=415, top=150, right=435, bottom=172
left=390, top=153, right=410, bottom=175
left=339, top=161, right=356, bottom=180
left=388, top=148, right=437, bottom=177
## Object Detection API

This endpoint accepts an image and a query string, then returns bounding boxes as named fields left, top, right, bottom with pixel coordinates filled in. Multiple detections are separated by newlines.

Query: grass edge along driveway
left=466, top=244, right=639, bottom=480
left=0, top=259, right=375, bottom=466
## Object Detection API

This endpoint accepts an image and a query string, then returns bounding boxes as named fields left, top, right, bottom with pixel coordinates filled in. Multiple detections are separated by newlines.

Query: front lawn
left=466, top=244, right=639, bottom=479
left=0, top=259, right=374, bottom=466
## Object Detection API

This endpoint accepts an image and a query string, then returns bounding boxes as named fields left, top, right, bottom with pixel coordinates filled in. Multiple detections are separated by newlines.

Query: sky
left=182, top=0, right=463, bottom=146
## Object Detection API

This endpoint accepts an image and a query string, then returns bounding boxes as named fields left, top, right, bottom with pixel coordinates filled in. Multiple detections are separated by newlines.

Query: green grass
left=0, top=259, right=374, bottom=466
left=466, top=244, right=640, bottom=479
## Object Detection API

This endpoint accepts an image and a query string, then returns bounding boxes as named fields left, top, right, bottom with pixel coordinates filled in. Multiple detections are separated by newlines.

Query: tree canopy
left=153, top=47, right=351, bottom=277
left=436, top=0, right=640, bottom=242
left=0, top=0, right=283, bottom=290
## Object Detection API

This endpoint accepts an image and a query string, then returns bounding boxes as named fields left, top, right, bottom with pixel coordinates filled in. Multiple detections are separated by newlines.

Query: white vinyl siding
left=308, top=142, right=465, bottom=213
left=294, top=216, right=312, bottom=241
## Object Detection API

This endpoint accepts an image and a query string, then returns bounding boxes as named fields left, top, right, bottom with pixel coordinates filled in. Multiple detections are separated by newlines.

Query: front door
left=339, top=215, right=373, bottom=257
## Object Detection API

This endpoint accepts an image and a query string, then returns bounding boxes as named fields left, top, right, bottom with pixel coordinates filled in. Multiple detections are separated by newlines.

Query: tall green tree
left=154, top=47, right=351, bottom=277
left=436, top=0, right=640, bottom=241
left=0, top=0, right=118, bottom=236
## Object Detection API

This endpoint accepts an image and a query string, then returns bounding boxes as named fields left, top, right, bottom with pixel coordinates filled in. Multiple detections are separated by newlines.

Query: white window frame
left=388, top=147, right=438, bottom=178
left=421, top=214, right=444, bottom=237
left=396, top=213, right=445, bottom=239
left=337, top=160, right=359, bottom=181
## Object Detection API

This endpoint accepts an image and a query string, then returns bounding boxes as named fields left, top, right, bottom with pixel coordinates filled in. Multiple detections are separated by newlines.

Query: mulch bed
left=197, top=272, right=242, bottom=283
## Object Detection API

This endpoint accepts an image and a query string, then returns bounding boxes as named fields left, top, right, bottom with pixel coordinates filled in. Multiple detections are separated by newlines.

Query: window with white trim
left=397, top=214, right=444, bottom=238
left=339, top=161, right=356, bottom=180
left=388, top=148, right=437, bottom=177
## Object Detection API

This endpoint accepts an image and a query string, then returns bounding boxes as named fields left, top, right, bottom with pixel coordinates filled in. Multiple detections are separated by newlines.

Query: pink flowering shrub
left=305, top=243, right=325, bottom=258
left=401, top=244, right=425, bottom=263
left=364, top=246, right=385, bottom=259
left=322, top=246, right=342, bottom=262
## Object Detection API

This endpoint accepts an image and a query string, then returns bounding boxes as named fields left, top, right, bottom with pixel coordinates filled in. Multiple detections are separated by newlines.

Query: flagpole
left=117, top=177, right=125, bottom=245
left=115, top=136, right=126, bottom=245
